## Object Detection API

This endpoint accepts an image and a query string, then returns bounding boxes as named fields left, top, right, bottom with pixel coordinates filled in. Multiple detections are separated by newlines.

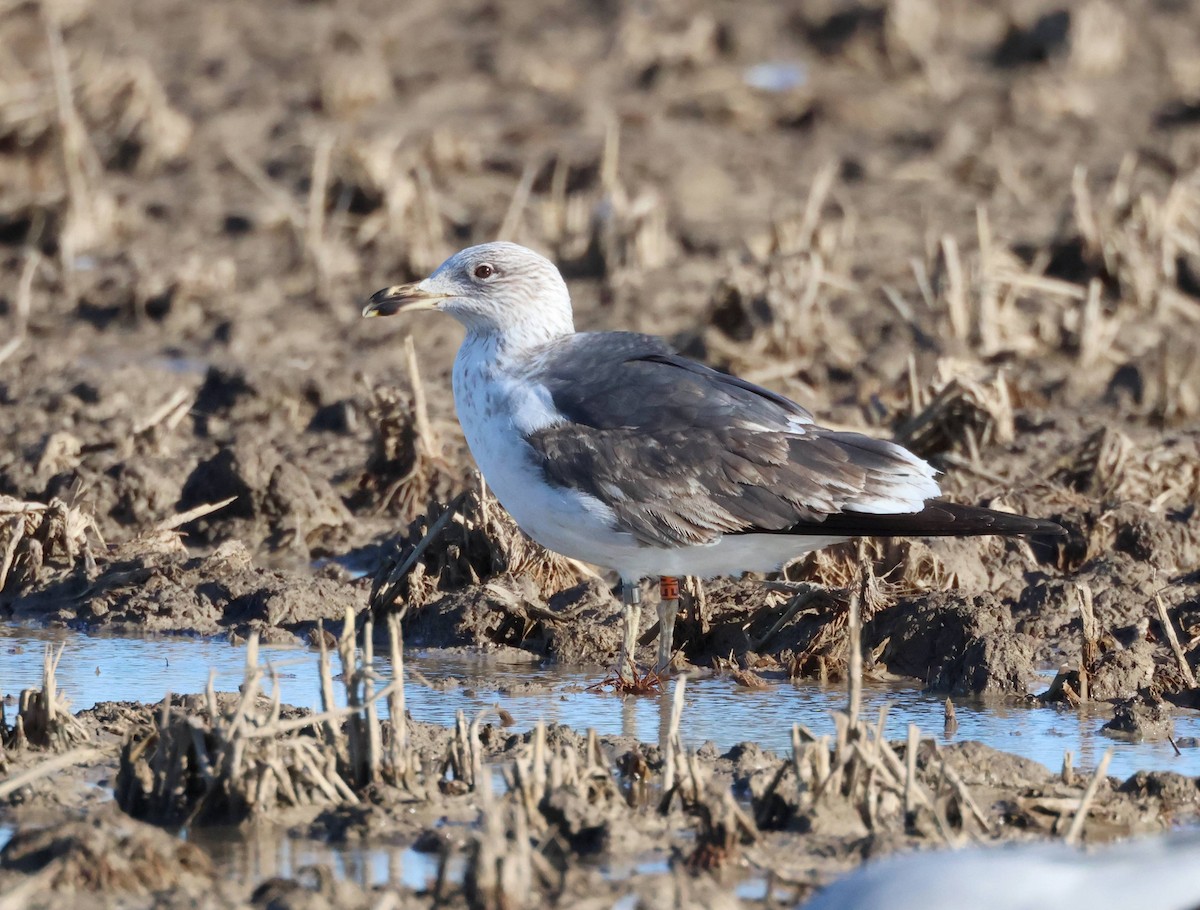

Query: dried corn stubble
left=0, top=495, right=100, bottom=597
left=1072, top=161, right=1200, bottom=316
left=749, top=591, right=993, bottom=844
left=74, top=53, right=193, bottom=172
left=116, top=607, right=413, bottom=825
left=785, top=561, right=895, bottom=682
left=888, top=180, right=1199, bottom=376
left=798, top=537, right=959, bottom=596
left=1054, top=428, right=1200, bottom=512
left=342, top=117, right=674, bottom=292
left=115, top=664, right=356, bottom=825
left=442, top=722, right=622, bottom=906
left=358, top=338, right=460, bottom=522
left=330, top=129, right=482, bottom=276
left=368, top=482, right=591, bottom=617
left=893, top=357, right=1016, bottom=460
left=462, top=702, right=752, bottom=904
left=704, top=165, right=860, bottom=383
left=1, top=641, right=90, bottom=756
left=1068, top=1, right=1128, bottom=77
left=317, top=30, right=392, bottom=119
left=529, top=122, right=677, bottom=280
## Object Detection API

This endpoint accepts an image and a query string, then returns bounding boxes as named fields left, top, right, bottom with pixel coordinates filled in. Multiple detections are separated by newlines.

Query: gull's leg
left=618, top=579, right=642, bottom=681
left=656, top=575, right=680, bottom=673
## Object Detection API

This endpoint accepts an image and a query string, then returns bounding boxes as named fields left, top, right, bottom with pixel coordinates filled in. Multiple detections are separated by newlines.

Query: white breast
left=452, top=340, right=637, bottom=566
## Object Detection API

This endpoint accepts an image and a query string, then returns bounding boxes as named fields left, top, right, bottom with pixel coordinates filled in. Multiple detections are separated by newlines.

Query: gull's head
left=363, top=242, right=574, bottom=344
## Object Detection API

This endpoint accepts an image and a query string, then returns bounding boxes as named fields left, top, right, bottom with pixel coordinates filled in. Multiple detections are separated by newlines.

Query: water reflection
left=2, top=624, right=1198, bottom=781
left=186, top=826, right=449, bottom=890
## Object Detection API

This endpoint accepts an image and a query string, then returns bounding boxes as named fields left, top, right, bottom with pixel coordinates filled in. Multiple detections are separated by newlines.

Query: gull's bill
left=362, top=283, right=449, bottom=318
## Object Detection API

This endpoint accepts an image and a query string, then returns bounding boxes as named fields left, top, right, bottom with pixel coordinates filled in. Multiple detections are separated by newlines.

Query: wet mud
left=3, top=0, right=1200, bottom=905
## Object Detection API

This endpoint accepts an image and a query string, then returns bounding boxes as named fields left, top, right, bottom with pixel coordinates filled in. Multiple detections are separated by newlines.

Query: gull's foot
left=586, top=663, right=663, bottom=695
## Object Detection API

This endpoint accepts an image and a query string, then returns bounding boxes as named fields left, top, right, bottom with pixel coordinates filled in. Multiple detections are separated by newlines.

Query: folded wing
left=522, top=333, right=960, bottom=549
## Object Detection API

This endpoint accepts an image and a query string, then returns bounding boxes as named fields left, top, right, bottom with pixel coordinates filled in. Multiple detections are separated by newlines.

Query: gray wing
left=523, top=332, right=940, bottom=549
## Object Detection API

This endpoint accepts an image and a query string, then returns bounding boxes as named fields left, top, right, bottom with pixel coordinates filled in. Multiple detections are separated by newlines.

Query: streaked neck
left=462, top=316, right=574, bottom=364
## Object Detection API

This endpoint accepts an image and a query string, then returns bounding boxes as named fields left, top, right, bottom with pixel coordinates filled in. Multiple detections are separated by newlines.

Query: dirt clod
left=2, top=0, right=1200, bottom=905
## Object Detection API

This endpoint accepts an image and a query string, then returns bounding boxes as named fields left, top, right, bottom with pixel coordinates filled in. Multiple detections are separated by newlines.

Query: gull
left=801, top=832, right=1200, bottom=910
left=364, top=242, right=1063, bottom=681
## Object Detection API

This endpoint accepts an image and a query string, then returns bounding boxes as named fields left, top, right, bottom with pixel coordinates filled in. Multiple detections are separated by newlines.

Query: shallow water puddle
left=185, top=826, right=454, bottom=890
left=179, top=828, right=678, bottom=893
left=3, top=624, right=1198, bottom=781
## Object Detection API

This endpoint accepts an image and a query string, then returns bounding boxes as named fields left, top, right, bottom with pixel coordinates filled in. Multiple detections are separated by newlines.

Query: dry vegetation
left=2, top=0, right=1200, bottom=905
left=7, top=596, right=1194, bottom=910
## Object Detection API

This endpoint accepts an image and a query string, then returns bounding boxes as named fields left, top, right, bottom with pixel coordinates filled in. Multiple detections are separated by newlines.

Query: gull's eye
left=473, top=263, right=495, bottom=280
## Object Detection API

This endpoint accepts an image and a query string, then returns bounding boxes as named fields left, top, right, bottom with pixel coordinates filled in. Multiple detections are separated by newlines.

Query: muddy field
left=3, top=0, right=1200, bottom=906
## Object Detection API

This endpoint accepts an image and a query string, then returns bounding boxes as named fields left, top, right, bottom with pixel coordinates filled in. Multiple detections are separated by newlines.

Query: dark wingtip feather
left=1019, top=516, right=1068, bottom=538
left=929, top=503, right=1068, bottom=538
left=772, top=501, right=1067, bottom=540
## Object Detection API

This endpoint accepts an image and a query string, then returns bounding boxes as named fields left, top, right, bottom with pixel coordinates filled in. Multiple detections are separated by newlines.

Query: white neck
left=460, top=311, right=574, bottom=363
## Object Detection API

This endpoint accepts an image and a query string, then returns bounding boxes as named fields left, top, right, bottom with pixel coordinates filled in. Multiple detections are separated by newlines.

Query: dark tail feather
left=781, top=501, right=1066, bottom=539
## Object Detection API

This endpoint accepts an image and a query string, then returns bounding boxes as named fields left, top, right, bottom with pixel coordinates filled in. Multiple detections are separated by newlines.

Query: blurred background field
left=2, top=0, right=1198, bottom=551
left=2, top=0, right=1199, bottom=686
left=3, top=1, right=1200, bottom=907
